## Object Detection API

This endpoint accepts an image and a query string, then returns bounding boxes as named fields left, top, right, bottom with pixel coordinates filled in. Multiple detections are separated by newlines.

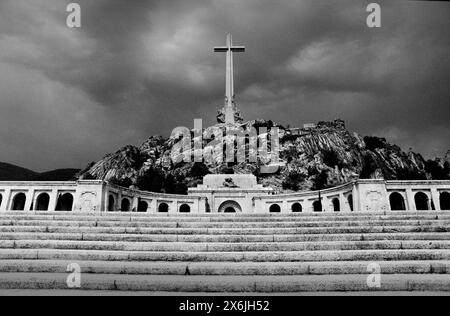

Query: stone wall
left=0, top=179, right=449, bottom=214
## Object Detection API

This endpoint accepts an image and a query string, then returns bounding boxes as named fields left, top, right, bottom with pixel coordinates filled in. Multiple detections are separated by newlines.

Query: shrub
left=322, top=149, right=341, bottom=168
left=396, top=168, right=427, bottom=180
left=425, top=160, right=450, bottom=180
left=360, top=154, right=379, bottom=179
left=191, top=162, right=210, bottom=178
left=282, top=170, right=307, bottom=191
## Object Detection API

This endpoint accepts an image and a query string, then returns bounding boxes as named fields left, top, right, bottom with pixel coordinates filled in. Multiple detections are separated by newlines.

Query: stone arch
left=415, top=192, right=430, bottom=211
left=108, top=195, right=115, bottom=212
left=121, top=198, right=130, bottom=212
left=440, top=192, right=450, bottom=211
left=269, top=204, right=281, bottom=213
left=35, top=193, right=50, bottom=211
left=56, top=193, right=74, bottom=211
left=12, top=193, right=26, bottom=211
left=390, top=192, right=406, bottom=211
left=179, top=204, right=191, bottom=213
left=332, top=198, right=340, bottom=212
left=138, top=201, right=148, bottom=213
left=291, top=202, right=302, bottom=213
left=347, top=194, right=354, bottom=212
left=158, top=202, right=169, bottom=213
left=218, top=201, right=242, bottom=213
left=313, top=200, right=322, bottom=213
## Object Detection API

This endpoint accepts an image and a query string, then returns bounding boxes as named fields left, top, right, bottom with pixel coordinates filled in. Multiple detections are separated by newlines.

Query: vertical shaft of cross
left=215, top=34, right=245, bottom=124
left=225, top=34, right=234, bottom=124
left=226, top=34, right=233, bottom=110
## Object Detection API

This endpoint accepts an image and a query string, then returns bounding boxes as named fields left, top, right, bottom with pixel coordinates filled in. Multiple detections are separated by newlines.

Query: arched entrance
left=313, top=201, right=322, bottom=213
left=108, top=195, right=115, bottom=212
left=35, top=193, right=50, bottom=211
left=415, top=192, right=430, bottom=211
left=218, top=201, right=242, bottom=213
left=441, top=192, right=450, bottom=211
left=158, top=203, right=169, bottom=213
left=12, top=193, right=26, bottom=211
left=56, top=193, right=73, bottom=211
left=332, top=198, right=340, bottom=212
left=179, top=204, right=191, bottom=213
left=390, top=192, right=406, bottom=211
left=138, top=201, right=148, bottom=213
left=121, top=199, right=130, bottom=212
left=0, top=193, right=3, bottom=209
left=269, top=204, right=281, bottom=213
left=291, top=203, right=302, bottom=213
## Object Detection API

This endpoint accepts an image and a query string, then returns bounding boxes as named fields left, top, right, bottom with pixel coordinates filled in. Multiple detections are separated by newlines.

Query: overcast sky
left=0, top=0, right=449, bottom=171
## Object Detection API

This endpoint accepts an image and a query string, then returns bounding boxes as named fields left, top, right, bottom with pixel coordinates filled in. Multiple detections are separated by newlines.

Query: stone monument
left=214, top=34, right=245, bottom=124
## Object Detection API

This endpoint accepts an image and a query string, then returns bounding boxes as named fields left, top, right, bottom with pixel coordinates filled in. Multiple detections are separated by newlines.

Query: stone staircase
left=0, top=211, right=449, bottom=294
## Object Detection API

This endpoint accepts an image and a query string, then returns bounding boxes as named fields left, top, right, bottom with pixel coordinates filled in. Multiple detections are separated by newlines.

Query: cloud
left=0, top=0, right=449, bottom=171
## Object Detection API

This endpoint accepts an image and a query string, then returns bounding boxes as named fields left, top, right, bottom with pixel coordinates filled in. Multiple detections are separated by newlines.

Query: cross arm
left=214, top=46, right=246, bottom=52
left=214, top=47, right=228, bottom=52
left=231, top=46, right=245, bottom=52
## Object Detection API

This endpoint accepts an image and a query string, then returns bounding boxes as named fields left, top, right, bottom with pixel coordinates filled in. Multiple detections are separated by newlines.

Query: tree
left=191, top=162, right=210, bottom=179
left=360, top=154, right=379, bottom=179
left=322, top=149, right=341, bottom=169
left=282, top=170, right=306, bottom=191
left=425, top=160, right=450, bottom=180
left=312, top=170, right=329, bottom=191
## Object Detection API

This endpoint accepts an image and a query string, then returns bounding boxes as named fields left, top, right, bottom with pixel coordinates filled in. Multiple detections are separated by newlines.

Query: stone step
left=1, top=240, right=450, bottom=252
left=0, top=273, right=448, bottom=292
left=0, top=260, right=448, bottom=275
left=1, top=249, right=449, bottom=262
left=1, top=219, right=449, bottom=229
left=1, top=213, right=449, bottom=223
left=1, top=232, right=450, bottom=243
left=0, top=225, right=448, bottom=235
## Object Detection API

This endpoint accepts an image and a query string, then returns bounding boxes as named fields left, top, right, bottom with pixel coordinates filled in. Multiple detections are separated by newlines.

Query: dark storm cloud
left=0, top=0, right=449, bottom=171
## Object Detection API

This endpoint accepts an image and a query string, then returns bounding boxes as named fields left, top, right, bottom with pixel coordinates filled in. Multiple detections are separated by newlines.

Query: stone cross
left=214, top=34, right=245, bottom=124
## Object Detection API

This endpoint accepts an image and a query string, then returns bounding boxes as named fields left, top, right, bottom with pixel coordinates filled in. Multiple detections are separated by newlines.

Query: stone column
left=307, top=200, right=314, bottom=213
left=103, top=186, right=109, bottom=213
left=48, top=190, right=58, bottom=212
left=352, top=185, right=359, bottom=212
left=0, top=189, right=10, bottom=211
left=150, top=199, right=158, bottom=214
left=339, top=193, right=347, bottom=213
left=406, top=189, right=416, bottom=211
left=431, top=188, right=441, bottom=211
left=321, top=197, right=329, bottom=213
left=132, top=196, right=139, bottom=213
left=283, top=201, right=289, bottom=213
left=31, top=192, right=39, bottom=212
left=24, top=190, right=34, bottom=212
left=117, top=191, right=122, bottom=212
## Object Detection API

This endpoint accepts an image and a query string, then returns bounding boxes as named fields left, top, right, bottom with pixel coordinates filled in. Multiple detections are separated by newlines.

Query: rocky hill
left=78, top=119, right=450, bottom=194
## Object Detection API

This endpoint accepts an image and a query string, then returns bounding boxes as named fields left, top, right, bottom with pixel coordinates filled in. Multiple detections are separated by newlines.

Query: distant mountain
left=0, top=163, right=38, bottom=181
left=0, top=162, right=79, bottom=181
left=34, top=169, right=81, bottom=181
